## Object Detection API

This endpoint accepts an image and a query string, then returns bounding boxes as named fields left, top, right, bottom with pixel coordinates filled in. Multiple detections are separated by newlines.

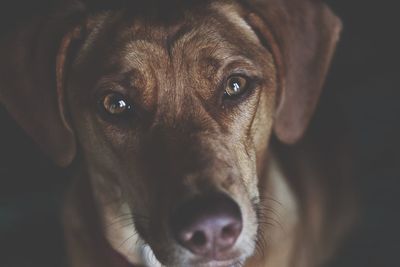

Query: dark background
left=1, top=1, right=399, bottom=266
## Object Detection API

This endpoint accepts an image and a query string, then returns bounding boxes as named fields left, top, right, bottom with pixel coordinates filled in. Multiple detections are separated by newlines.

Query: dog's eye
left=224, top=76, right=249, bottom=97
left=102, top=93, right=133, bottom=116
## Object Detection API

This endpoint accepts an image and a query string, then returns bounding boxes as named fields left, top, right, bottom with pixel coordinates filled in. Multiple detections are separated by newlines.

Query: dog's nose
left=171, top=193, right=242, bottom=258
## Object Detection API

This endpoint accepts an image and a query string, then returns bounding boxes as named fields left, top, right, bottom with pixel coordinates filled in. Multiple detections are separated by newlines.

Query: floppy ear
left=0, top=17, right=83, bottom=167
left=244, top=0, right=342, bottom=143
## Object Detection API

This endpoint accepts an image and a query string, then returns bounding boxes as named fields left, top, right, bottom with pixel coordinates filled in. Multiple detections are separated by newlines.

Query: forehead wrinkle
left=169, top=27, right=227, bottom=98
left=170, top=16, right=260, bottom=69
left=124, top=45, right=179, bottom=124
left=169, top=15, right=226, bottom=58
left=165, top=23, right=193, bottom=57
left=122, top=24, right=202, bottom=124
left=124, top=40, right=168, bottom=67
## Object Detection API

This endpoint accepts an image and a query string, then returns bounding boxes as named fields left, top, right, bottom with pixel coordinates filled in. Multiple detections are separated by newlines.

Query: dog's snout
left=171, top=193, right=242, bottom=259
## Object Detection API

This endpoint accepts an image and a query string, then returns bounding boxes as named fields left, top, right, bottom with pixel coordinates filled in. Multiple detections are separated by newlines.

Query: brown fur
left=0, top=1, right=354, bottom=266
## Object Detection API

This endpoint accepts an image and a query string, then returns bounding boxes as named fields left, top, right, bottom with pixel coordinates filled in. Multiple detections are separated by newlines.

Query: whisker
left=119, top=230, right=139, bottom=249
left=105, top=217, right=134, bottom=229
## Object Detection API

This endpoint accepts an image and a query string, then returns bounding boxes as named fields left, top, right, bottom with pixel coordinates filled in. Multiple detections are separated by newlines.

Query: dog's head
left=0, top=0, right=341, bottom=266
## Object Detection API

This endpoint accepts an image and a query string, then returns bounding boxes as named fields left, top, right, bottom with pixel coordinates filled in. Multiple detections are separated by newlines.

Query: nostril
left=191, top=231, right=207, bottom=247
left=221, top=224, right=237, bottom=239
left=218, top=221, right=242, bottom=248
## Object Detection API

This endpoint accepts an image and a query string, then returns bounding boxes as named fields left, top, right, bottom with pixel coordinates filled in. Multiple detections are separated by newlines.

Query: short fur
left=0, top=0, right=354, bottom=266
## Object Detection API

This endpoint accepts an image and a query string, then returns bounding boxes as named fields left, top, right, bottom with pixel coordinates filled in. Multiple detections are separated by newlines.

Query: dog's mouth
left=189, top=256, right=246, bottom=267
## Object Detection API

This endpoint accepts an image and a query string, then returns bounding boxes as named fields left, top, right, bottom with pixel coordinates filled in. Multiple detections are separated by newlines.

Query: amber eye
left=225, top=76, right=249, bottom=97
left=102, top=93, right=133, bottom=116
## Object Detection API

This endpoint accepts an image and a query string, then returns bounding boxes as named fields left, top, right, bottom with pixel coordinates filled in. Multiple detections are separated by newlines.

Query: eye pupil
left=117, top=100, right=126, bottom=108
left=226, top=76, right=247, bottom=97
left=102, top=93, right=132, bottom=115
left=232, top=81, right=240, bottom=92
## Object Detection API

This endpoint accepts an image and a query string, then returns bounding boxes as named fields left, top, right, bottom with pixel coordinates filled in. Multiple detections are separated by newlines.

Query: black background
left=1, top=1, right=399, bottom=266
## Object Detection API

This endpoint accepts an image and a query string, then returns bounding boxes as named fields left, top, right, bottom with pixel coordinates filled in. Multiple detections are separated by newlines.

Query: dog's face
left=0, top=0, right=341, bottom=266
left=68, top=2, right=276, bottom=265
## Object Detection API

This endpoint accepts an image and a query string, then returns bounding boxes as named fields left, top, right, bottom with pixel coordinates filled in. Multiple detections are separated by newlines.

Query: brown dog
left=0, top=0, right=355, bottom=266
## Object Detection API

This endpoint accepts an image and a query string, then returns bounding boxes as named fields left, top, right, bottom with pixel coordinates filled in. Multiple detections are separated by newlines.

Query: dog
left=0, top=0, right=355, bottom=266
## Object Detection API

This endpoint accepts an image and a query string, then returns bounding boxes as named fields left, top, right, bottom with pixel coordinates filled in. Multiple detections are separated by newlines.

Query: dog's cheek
left=253, top=84, right=277, bottom=175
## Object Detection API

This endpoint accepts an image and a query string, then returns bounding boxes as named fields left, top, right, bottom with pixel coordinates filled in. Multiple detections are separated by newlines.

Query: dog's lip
left=189, top=255, right=244, bottom=267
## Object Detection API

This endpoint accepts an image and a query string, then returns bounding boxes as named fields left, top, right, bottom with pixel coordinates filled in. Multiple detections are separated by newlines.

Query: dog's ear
left=243, top=0, right=342, bottom=144
left=0, top=19, right=83, bottom=167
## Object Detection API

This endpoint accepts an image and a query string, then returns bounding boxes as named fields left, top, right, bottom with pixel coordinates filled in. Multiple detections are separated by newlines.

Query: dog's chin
left=141, top=240, right=251, bottom=267
left=155, top=254, right=247, bottom=267
left=189, top=256, right=246, bottom=267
